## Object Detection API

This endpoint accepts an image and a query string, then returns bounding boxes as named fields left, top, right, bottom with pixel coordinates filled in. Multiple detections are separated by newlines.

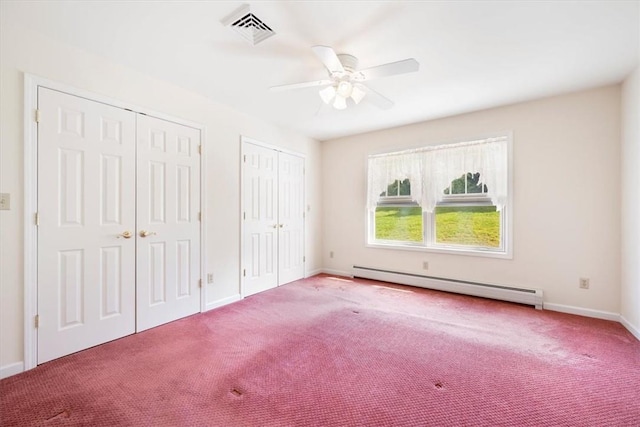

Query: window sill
left=366, top=241, right=513, bottom=259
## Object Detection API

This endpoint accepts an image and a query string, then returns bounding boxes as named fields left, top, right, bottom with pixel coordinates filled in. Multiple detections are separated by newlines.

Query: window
left=367, top=135, right=511, bottom=257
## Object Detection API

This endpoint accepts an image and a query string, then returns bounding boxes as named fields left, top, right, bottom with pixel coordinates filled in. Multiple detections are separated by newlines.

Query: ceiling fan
left=270, top=45, right=420, bottom=110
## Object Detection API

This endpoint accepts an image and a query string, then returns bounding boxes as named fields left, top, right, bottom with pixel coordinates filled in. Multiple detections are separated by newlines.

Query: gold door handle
left=139, top=230, right=157, bottom=237
left=117, top=231, right=132, bottom=239
left=279, top=224, right=283, bottom=228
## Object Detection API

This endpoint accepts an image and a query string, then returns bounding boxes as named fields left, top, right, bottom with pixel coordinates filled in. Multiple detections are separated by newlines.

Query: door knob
left=139, top=230, right=156, bottom=237
left=271, top=224, right=278, bottom=229
left=117, top=231, right=132, bottom=239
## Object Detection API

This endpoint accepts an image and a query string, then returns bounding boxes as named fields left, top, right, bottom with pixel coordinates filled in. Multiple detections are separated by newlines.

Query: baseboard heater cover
left=352, top=266, right=543, bottom=310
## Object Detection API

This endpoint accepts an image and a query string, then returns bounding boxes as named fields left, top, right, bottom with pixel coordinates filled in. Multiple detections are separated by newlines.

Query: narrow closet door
left=277, top=152, right=305, bottom=285
left=37, top=87, right=137, bottom=363
left=136, top=115, right=201, bottom=332
left=242, top=142, right=279, bottom=296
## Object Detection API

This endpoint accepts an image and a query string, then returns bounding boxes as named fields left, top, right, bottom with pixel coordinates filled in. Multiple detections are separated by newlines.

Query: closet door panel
left=241, top=142, right=279, bottom=296
left=136, top=115, right=201, bottom=332
left=278, top=152, right=305, bottom=285
left=37, top=87, right=136, bottom=363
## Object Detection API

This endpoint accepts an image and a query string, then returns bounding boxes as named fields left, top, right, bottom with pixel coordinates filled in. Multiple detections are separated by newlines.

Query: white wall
left=621, top=65, right=640, bottom=338
left=0, top=14, right=322, bottom=372
left=322, top=86, right=621, bottom=315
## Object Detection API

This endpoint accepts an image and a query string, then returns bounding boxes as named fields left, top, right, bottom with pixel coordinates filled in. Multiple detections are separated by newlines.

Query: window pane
left=444, top=173, right=487, bottom=195
left=444, top=174, right=466, bottom=194
left=375, top=206, right=422, bottom=242
left=385, top=179, right=411, bottom=197
left=466, top=173, right=485, bottom=194
left=399, top=179, right=411, bottom=196
left=435, top=206, right=500, bottom=248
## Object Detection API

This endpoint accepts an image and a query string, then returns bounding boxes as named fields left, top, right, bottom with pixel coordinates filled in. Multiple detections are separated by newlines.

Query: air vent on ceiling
left=221, top=4, right=275, bottom=46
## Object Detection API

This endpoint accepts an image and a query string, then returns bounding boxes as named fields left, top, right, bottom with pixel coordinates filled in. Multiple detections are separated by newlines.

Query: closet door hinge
left=35, top=212, right=40, bottom=226
left=198, top=212, right=201, bottom=221
left=198, top=145, right=202, bottom=155
left=34, top=315, right=40, bottom=328
left=35, top=109, right=41, bottom=123
left=198, top=279, right=202, bottom=288
left=243, top=269, right=246, bottom=277
left=243, top=155, right=246, bottom=163
left=303, top=256, right=306, bottom=263
left=243, top=212, right=246, bottom=220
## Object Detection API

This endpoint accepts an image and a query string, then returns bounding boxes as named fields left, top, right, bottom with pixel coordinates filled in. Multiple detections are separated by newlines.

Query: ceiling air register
left=221, top=3, right=275, bottom=46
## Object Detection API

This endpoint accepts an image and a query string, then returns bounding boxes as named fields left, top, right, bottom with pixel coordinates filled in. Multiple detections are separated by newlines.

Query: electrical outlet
left=0, top=193, right=10, bottom=210
left=422, top=261, right=429, bottom=270
left=579, top=278, right=590, bottom=289
left=329, top=251, right=334, bottom=258
left=207, top=273, right=214, bottom=284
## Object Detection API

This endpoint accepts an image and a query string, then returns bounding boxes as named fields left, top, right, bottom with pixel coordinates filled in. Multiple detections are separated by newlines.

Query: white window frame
left=366, top=133, right=513, bottom=259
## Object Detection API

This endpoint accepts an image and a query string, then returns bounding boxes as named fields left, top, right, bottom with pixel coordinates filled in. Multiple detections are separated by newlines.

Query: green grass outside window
left=375, top=206, right=500, bottom=247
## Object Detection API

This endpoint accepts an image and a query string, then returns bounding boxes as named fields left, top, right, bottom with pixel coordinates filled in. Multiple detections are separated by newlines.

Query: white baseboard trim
left=306, top=269, right=323, bottom=277
left=353, top=266, right=543, bottom=310
left=321, top=268, right=352, bottom=277
left=0, top=361, right=24, bottom=380
left=204, top=294, right=242, bottom=311
left=543, top=303, right=620, bottom=321
left=620, top=315, right=640, bottom=341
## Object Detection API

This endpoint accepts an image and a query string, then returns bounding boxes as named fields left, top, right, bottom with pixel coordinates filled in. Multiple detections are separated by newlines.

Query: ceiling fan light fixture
left=333, top=94, right=347, bottom=110
left=350, top=84, right=366, bottom=104
left=273, top=45, right=417, bottom=111
left=336, top=81, right=353, bottom=98
left=319, top=85, right=336, bottom=104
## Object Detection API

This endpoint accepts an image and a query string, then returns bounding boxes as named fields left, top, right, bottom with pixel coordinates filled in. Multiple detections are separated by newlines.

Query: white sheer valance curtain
left=367, top=136, right=508, bottom=213
left=367, top=151, right=424, bottom=211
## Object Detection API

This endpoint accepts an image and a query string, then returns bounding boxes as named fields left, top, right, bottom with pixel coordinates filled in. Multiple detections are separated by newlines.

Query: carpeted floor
left=1, top=274, right=639, bottom=426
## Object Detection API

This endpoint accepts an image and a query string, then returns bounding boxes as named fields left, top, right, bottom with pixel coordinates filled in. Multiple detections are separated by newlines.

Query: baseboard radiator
left=352, top=266, right=543, bottom=310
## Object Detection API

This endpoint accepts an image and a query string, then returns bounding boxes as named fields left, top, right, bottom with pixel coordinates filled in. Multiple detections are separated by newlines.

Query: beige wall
left=0, top=16, right=322, bottom=371
left=322, top=86, right=621, bottom=315
left=621, top=65, right=640, bottom=338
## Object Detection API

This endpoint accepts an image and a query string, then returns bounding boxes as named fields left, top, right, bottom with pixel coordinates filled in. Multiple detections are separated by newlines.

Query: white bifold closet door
left=242, top=141, right=304, bottom=297
left=37, top=88, right=200, bottom=363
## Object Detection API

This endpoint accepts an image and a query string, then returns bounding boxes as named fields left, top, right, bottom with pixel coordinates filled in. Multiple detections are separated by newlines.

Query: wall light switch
left=0, top=193, right=10, bottom=210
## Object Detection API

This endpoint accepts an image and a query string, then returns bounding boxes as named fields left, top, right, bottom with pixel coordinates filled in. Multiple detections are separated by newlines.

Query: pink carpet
left=1, top=274, right=639, bottom=426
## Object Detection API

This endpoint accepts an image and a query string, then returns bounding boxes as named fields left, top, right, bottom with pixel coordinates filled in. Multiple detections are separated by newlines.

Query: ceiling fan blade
left=269, top=79, right=332, bottom=92
left=362, top=85, right=395, bottom=109
left=311, top=45, right=345, bottom=73
left=359, top=58, right=419, bottom=81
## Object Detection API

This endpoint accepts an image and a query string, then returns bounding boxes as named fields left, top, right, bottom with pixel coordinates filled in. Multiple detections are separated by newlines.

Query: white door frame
left=239, top=135, right=306, bottom=298
left=23, top=74, right=208, bottom=370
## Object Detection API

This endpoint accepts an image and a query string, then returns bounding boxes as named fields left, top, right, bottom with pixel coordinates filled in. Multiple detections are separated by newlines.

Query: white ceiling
left=5, top=1, right=639, bottom=141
